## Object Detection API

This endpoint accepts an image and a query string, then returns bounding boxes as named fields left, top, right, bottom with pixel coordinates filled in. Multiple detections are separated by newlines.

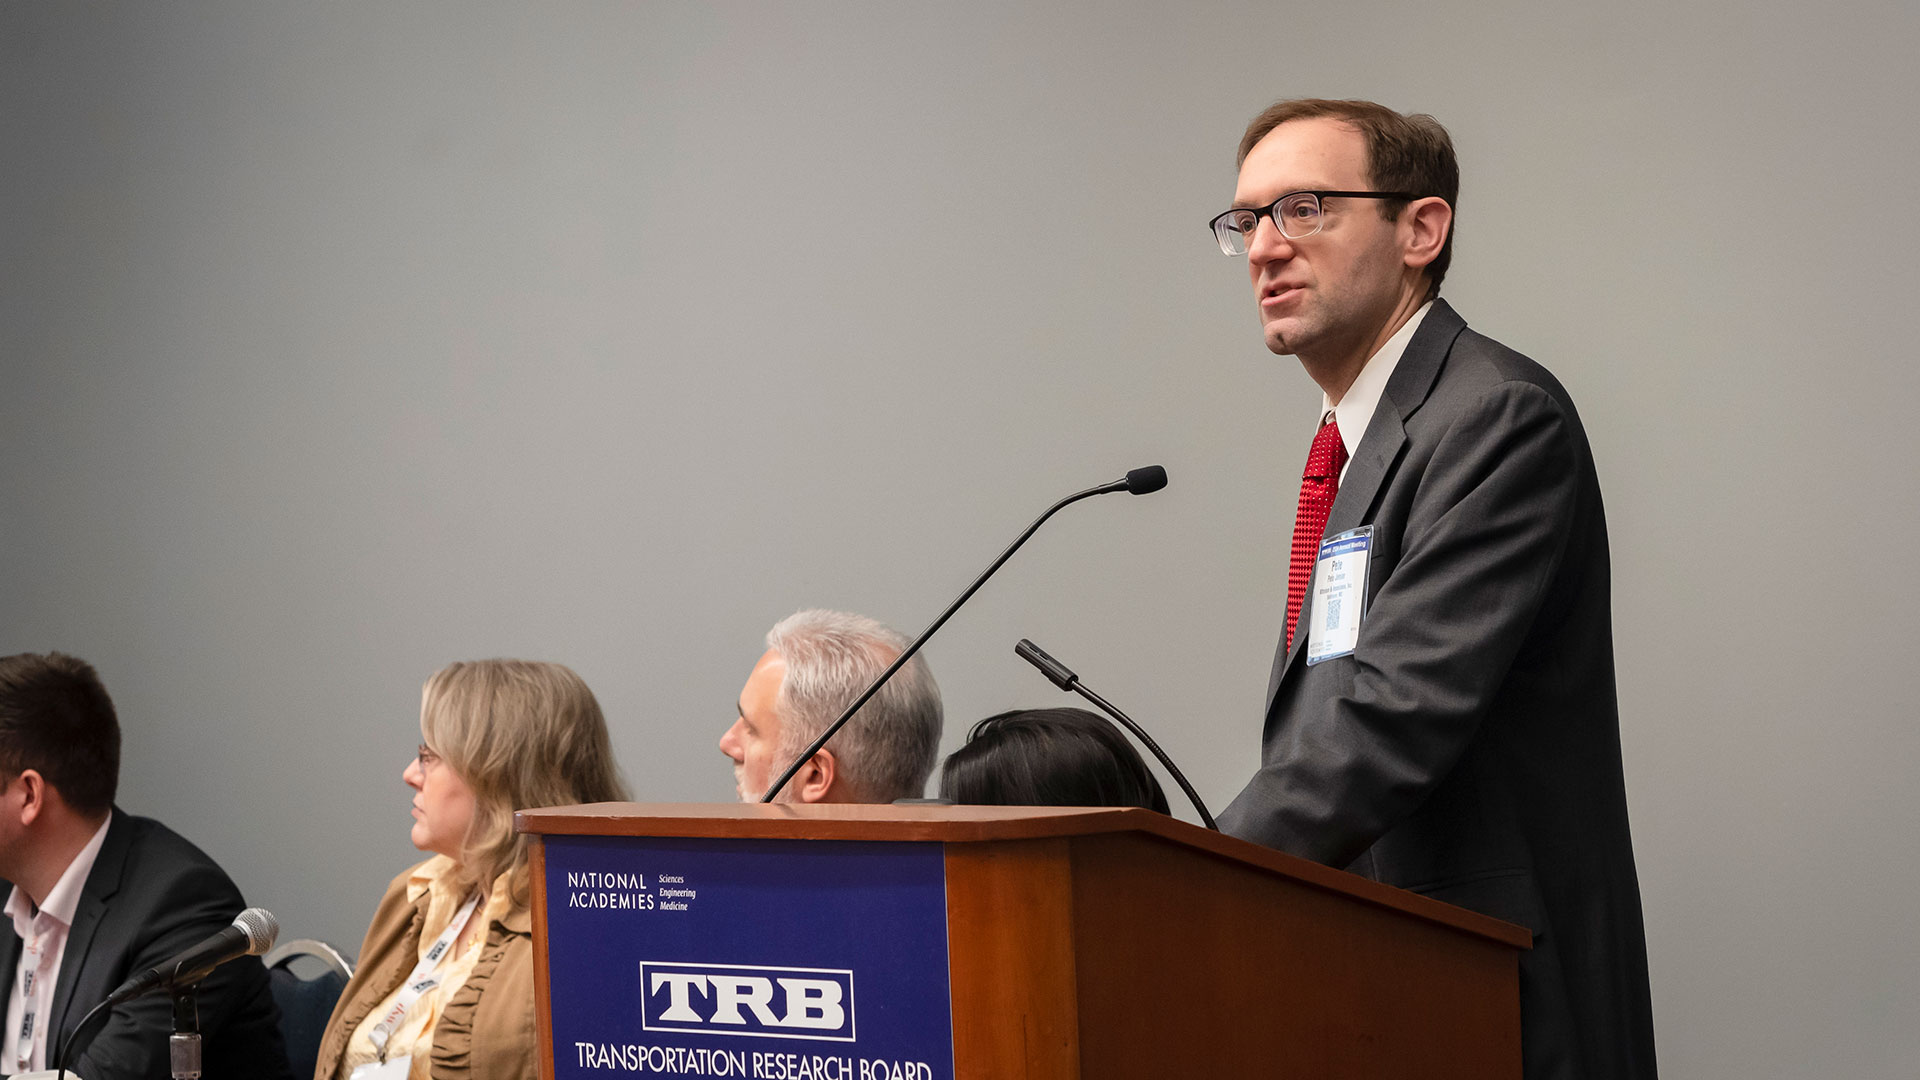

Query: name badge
left=349, top=1055, right=413, bottom=1080
left=1306, top=526, right=1371, bottom=665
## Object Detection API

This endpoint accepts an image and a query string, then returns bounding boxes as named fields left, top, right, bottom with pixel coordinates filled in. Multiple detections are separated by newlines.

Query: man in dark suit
left=1207, top=100, right=1656, bottom=1079
left=0, top=652, right=292, bottom=1080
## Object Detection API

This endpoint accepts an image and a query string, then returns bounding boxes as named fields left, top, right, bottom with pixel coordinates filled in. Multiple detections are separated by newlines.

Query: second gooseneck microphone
left=1016, top=638, right=1218, bottom=830
left=761, top=465, right=1168, bottom=803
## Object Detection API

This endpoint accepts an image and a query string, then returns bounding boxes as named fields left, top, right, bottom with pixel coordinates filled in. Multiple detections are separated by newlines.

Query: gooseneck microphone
left=1015, top=638, right=1218, bottom=830
left=761, top=465, right=1168, bottom=803
left=1115, top=465, right=1168, bottom=495
left=57, top=908, right=279, bottom=1075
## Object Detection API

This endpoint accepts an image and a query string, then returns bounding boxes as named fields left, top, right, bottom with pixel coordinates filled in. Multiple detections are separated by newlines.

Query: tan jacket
left=314, top=861, right=537, bottom=1080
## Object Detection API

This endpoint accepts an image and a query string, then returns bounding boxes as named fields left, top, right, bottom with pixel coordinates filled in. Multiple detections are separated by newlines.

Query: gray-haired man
left=719, top=609, right=943, bottom=804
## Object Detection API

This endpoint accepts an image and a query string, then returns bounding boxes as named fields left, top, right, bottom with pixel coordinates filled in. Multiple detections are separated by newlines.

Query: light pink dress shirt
left=5, top=816, right=112, bottom=1073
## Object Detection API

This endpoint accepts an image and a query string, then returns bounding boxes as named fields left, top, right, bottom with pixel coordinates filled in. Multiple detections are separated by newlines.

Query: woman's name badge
left=1307, top=526, right=1372, bottom=665
left=349, top=1056, right=413, bottom=1080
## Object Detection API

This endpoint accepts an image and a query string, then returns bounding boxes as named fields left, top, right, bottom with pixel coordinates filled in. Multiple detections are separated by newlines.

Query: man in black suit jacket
left=0, top=652, right=292, bottom=1080
left=1206, top=100, right=1656, bottom=1079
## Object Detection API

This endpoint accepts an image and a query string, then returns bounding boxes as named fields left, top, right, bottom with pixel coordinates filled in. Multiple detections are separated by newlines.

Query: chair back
left=266, top=938, right=354, bottom=1079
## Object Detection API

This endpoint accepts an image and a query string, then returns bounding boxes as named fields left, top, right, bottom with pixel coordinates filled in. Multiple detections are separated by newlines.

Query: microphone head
left=1125, top=465, right=1168, bottom=495
left=1015, top=638, right=1078, bottom=691
left=233, top=907, right=279, bottom=955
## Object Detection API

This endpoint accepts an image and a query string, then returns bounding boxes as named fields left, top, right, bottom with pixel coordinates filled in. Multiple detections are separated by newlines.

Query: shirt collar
left=3, top=888, right=29, bottom=941
left=5, top=814, right=113, bottom=936
left=1321, top=300, right=1434, bottom=458
left=405, top=853, right=456, bottom=904
left=405, top=853, right=529, bottom=934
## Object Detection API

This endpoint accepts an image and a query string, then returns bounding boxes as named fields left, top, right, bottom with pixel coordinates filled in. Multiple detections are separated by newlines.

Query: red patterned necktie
left=1286, top=415, right=1348, bottom=650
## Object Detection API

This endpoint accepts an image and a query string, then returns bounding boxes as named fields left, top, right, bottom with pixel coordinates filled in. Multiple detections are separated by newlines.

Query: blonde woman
left=314, top=661, right=629, bottom=1080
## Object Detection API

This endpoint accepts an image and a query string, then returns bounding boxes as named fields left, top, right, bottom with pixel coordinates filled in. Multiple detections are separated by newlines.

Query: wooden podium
left=517, top=803, right=1527, bottom=1079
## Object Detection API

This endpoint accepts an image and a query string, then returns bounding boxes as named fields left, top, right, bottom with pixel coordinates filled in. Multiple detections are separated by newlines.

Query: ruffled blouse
left=319, top=854, right=536, bottom=1080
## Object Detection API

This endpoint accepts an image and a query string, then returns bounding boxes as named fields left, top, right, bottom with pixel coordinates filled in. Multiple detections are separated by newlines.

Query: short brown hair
left=1238, top=98, right=1459, bottom=299
left=420, top=659, right=629, bottom=896
left=0, top=652, right=121, bottom=815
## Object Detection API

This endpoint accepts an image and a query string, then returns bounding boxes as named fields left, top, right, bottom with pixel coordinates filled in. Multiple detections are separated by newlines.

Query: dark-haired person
left=939, top=708, right=1168, bottom=812
left=0, top=652, right=293, bottom=1080
left=1206, top=99, right=1655, bottom=1079
left=315, top=660, right=628, bottom=1080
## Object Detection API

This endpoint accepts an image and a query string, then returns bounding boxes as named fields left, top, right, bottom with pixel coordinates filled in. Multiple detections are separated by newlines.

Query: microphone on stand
left=761, top=465, right=1168, bottom=802
left=56, top=908, right=279, bottom=1077
left=1015, top=638, right=1217, bottom=830
left=105, top=907, right=280, bottom=1005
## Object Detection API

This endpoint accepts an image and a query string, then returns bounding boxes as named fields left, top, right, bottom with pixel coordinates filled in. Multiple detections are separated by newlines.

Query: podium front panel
left=542, top=835, right=954, bottom=1080
left=522, top=804, right=1526, bottom=1080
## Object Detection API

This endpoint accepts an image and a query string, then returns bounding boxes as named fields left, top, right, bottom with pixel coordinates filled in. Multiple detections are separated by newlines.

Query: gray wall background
left=4, top=2, right=1917, bottom=1074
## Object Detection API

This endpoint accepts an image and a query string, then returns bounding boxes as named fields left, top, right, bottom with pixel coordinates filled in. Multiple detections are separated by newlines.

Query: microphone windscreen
left=234, top=908, right=279, bottom=955
left=1125, top=465, right=1168, bottom=495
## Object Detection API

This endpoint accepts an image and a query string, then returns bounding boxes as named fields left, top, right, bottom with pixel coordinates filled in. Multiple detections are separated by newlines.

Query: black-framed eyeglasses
left=1209, top=190, right=1424, bottom=255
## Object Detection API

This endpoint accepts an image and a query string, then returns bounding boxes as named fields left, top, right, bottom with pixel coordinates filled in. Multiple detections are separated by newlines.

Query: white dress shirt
left=5, top=816, right=112, bottom=1074
left=1322, top=301, right=1434, bottom=483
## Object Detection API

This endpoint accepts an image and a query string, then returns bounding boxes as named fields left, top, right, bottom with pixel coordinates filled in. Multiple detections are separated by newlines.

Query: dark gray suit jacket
left=1219, top=301, right=1657, bottom=1080
left=0, top=810, right=293, bottom=1080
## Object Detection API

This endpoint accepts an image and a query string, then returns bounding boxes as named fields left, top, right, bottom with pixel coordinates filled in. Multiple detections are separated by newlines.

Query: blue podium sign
left=543, top=835, right=954, bottom=1080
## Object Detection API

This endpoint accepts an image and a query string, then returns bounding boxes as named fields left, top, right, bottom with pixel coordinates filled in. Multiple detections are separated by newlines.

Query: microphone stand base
left=170, top=988, right=203, bottom=1079
left=169, top=1033, right=203, bottom=1079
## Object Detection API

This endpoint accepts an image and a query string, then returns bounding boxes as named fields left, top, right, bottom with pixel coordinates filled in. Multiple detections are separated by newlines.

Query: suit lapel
left=49, top=808, right=129, bottom=1048
left=1264, top=301, right=1469, bottom=717
left=0, top=916, right=19, bottom=997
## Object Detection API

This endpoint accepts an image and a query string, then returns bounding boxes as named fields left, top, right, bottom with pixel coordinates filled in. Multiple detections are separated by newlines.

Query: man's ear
left=1401, top=195, right=1452, bottom=274
left=792, top=749, right=839, bottom=804
left=10, top=769, right=48, bottom=828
